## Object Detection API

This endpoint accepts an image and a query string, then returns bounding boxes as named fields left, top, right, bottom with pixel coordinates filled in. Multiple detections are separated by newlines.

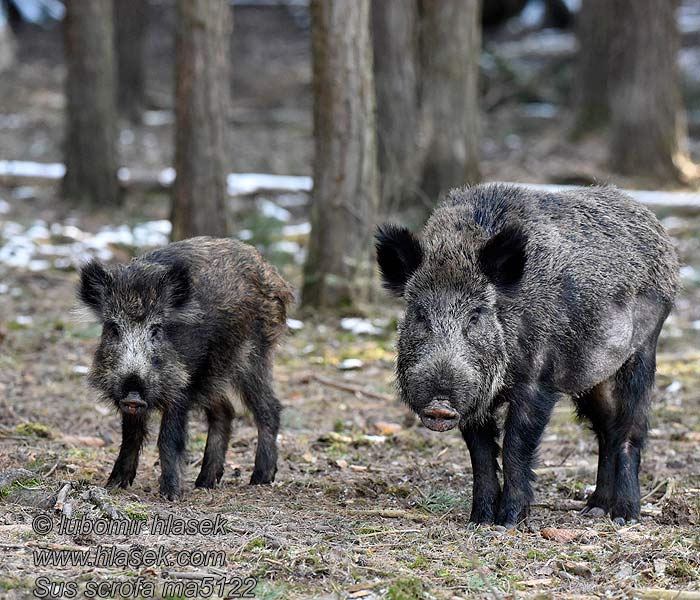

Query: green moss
left=15, top=422, right=53, bottom=438
left=386, top=577, right=426, bottom=600
left=123, top=503, right=149, bottom=521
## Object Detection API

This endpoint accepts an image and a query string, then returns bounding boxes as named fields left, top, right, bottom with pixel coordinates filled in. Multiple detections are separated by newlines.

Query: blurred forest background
left=2, top=2, right=700, bottom=599
left=0, top=0, right=699, bottom=309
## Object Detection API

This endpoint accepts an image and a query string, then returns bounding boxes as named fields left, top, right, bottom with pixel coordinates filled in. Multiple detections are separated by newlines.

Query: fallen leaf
left=558, top=560, right=593, bottom=578
left=334, top=459, right=348, bottom=469
left=349, top=464, right=367, bottom=472
left=541, top=527, right=588, bottom=543
left=302, top=452, right=317, bottom=464
left=520, top=578, right=553, bottom=587
left=373, top=421, right=402, bottom=436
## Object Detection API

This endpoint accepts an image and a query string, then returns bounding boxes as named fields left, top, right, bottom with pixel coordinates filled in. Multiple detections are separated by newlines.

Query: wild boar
left=376, top=184, right=679, bottom=527
left=79, top=237, right=293, bottom=499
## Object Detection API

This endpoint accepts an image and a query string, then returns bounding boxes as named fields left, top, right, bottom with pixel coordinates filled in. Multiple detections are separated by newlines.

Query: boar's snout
left=419, top=397, right=460, bottom=432
left=119, top=391, right=147, bottom=415
left=118, top=375, right=148, bottom=415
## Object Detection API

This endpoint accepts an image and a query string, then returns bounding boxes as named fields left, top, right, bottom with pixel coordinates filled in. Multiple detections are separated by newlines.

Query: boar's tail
left=258, top=262, right=295, bottom=344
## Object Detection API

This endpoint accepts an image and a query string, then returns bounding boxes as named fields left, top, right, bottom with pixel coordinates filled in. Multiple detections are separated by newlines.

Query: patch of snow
left=282, top=222, right=311, bottom=237
left=227, top=173, right=312, bottom=196
left=340, top=317, right=383, bottom=336
left=72, top=365, right=90, bottom=375
left=258, top=198, right=292, bottom=222
left=286, top=318, right=304, bottom=331
left=666, top=381, right=682, bottom=394
left=0, top=160, right=65, bottom=179
left=338, top=358, right=364, bottom=371
left=15, top=315, right=33, bottom=325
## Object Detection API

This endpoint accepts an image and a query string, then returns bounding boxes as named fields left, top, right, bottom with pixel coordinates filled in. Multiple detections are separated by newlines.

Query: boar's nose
left=119, top=391, right=147, bottom=415
left=419, top=396, right=460, bottom=432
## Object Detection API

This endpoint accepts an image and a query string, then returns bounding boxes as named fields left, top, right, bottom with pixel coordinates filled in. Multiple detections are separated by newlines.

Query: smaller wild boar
left=376, top=184, right=679, bottom=528
left=79, top=237, right=293, bottom=500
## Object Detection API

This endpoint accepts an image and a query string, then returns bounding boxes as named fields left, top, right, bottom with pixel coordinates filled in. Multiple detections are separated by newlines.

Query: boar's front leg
left=107, top=413, right=149, bottom=489
left=157, top=405, right=189, bottom=500
left=498, top=384, right=557, bottom=528
left=461, top=418, right=501, bottom=524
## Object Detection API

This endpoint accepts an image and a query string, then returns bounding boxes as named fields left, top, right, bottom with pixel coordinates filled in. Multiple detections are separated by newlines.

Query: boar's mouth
left=419, top=401, right=460, bottom=432
left=118, top=391, right=148, bottom=415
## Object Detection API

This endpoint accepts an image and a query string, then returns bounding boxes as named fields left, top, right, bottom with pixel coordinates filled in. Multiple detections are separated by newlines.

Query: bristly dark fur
left=78, top=237, right=294, bottom=500
left=376, top=183, right=679, bottom=528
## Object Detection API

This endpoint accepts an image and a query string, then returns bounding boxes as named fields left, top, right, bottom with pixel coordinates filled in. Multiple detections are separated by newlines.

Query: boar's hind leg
left=239, top=354, right=281, bottom=485
left=107, top=413, right=149, bottom=489
left=157, top=405, right=189, bottom=500
left=578, top=337, right=658, bottom=523
left=195, top=396, right=234, bottom=489
left=461, top=418, right=501, bottom=524
left=576, top=381, right=617, bottom=517
left=497, top=386, right=558, bottom=528
left=608, top=341, right=658, bottom=524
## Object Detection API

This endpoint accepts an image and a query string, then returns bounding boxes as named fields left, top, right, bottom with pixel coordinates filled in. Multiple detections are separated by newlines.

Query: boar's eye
left=103, top=321, right=120, bottom=339
left=462, top=309, right=482, bottom=336
left=149, top=324, right=162, bottom=342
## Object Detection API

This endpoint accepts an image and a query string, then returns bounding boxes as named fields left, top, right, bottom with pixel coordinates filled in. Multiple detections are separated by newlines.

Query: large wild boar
left=376, top=184, right=679, bottom=527
left=79, top=237, right=293, bottom=499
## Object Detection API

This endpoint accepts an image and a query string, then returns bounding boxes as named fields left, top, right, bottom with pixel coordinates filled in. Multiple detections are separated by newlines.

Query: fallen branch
left=296, top=372, right=394, bottom=403
left=631, top=589, right=700, bottom=600
left=345, top=509, right=430, bottom=522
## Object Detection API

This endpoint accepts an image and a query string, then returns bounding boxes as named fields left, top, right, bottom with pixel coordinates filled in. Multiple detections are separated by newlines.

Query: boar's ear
left=375, top=224, right=423, bottom=296
left=479, top=225, right=528, bottom=290
left=79, top=260, right=112, bottom=314
left=163, top=261, right=191, bottom=308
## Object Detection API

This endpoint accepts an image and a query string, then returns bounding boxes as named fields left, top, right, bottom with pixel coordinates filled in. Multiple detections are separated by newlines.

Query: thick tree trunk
left=0, top=4, right=15, bottom=73
left=62, top=0, right=120, bottom=206
left=114, top=0, right=148, bottom=121
left=171, top=0, right=232, bottom=241
left=573, top=0, right=612, bottom=134
left=302, top=0, right=379, bottom=310
left=608, top=0, right=690, bottom=182
left=372, top=0, right=421, bottom=215
left=419, top=0, right=481, bottom=203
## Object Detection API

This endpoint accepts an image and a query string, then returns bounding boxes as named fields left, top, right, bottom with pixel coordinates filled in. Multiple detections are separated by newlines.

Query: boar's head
left=79, top=260, right=200, bottom=416
left=376, top=223, right=527, bottom=430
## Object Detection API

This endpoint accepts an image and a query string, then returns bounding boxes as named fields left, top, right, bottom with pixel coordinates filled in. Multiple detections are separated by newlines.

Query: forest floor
left=0, top=186, right=699, bottom=600
left=2, top=4, right=700, bottom=599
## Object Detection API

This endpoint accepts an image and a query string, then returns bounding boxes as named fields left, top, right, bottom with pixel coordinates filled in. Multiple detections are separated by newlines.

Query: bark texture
left=171, top=0, right=232, bottom=240
left=114, top=0, right=148, bottom=121
left=419, top=0, right=481, bottom=202
left=608, top=0, right=689, bottom=182
left=63, top=0, right=120, bottom=206
left=372, top=0, right=421, bottom=214
left=574, top=0, right=612, bottom=133
left=302, top=0, right=379, bottom=310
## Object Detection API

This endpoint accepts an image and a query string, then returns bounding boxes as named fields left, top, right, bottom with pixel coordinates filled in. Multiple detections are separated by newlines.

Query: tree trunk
left=114, top=0, right=148, bottom=121
left=302, top=0, right=379, bottom=310
left=62, top=0, right=120, bottom=206
left=573, top=0, right=612, bottom=134
left=171, top=0, right=232, bottom=241
left=372, top=0, right=421, bottom=215
left=419, top=0, right=481, bottom=203
left=608, top=0, right=690, bottom=182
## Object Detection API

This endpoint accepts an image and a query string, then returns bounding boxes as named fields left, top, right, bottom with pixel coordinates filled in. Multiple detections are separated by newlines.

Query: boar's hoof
left=194, top=471, right=221, bottom=489
left=159, top=482, right=182, bottom=501
left=580, top=505, right=607, bottom=518
left=610, top=500, right=640, bottom=525
left=249, top=468, right=276, bottom=485
left=106, top=471, right=135, bottom=490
